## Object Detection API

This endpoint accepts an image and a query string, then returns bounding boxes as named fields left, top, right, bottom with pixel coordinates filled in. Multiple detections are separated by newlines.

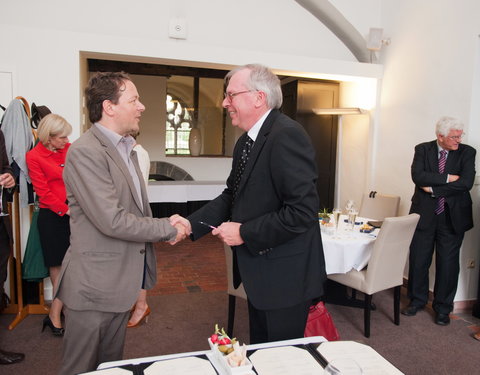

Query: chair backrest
left=224, top=243, right=247, bottom=299
left=364, top=213, right=420, bottom=294
left=358, top=192, right=400, bottom=221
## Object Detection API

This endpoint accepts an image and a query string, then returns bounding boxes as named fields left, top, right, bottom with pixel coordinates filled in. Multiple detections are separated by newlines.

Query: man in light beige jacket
left=56, top=72, right=185, bottom=375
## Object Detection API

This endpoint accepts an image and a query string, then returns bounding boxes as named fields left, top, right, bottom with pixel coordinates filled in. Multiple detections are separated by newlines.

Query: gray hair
left=225, top=64, right=283, bottom=109
left=435, top=116, right=464, bottom=136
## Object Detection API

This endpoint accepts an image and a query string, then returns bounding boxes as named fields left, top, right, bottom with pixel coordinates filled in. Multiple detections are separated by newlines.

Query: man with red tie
left=402, top=116, right=476, bottom=326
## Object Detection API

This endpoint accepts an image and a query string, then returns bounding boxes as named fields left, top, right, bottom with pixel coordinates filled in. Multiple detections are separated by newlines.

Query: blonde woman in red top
left=26, top=114, right=72, bottom=336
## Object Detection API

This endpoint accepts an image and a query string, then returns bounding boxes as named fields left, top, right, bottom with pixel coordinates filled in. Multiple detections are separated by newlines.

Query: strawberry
left=219, top=337, right=231, bottom=345
left=210, top=334, right=219, bottom=343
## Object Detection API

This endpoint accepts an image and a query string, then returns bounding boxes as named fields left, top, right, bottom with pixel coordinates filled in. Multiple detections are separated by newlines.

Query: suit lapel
left=427, top=140, right=440, bottom=172
left=235, top=110, right=277, bottom=197
left=445, top=146, right=460, bottom=173
left=91, top=127, right=144, bottom=212
left=131, top=150, right=151, bottom=216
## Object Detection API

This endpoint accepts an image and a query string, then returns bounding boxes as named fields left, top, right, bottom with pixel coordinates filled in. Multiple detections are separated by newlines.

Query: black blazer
left=0, top=130, right=13, bottom=240
left=189, top=109, right=326, bottom=310
left=409, top=140, right=476, bottom=234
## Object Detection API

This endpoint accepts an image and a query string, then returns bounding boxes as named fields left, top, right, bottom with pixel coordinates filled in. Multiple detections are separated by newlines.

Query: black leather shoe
left=435, top=312, right=450, bottom=326
left=42, top=316, right=65, bottom=336
left=401, top=305, right=424, bottom=316
left=0, top=349, right=25, bottom=365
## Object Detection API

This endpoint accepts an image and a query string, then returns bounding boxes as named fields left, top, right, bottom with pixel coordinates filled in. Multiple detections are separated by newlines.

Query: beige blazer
left=56, top=126, right=176, bottom=313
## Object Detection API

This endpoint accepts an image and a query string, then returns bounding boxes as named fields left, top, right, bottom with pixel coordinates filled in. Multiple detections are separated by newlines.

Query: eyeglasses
left=445, top=133, right=465, bottom=141
left=223, top=90, right=254, bottom=102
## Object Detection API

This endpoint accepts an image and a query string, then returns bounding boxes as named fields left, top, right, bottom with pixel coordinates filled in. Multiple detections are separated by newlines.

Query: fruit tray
left=208, top=339, right=253, bottom=375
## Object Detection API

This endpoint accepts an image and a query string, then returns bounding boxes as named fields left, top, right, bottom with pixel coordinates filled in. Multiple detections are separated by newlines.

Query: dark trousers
left=247, top=299, right=311, bottom=344
left=0, top=219, right=10, bottom=297
left=407, top=211, right=464, bottom=314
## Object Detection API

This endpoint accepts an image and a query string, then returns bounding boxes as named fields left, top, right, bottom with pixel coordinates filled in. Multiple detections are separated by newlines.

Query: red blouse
left=26, top=142, right=70, bottom=216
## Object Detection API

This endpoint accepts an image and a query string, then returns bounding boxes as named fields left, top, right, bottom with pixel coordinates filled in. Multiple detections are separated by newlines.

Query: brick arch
left=149, top=161, right=193, bottom=181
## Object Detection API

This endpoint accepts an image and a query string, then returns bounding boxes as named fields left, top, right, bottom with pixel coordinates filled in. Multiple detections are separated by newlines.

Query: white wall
left=4, top=0, right=480, bottom=304
left=377, top=0, right=480, bottom=303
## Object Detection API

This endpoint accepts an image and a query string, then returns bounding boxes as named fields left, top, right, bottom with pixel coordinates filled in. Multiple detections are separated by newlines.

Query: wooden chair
left=328, top=214, right=420, bottom=337
left=358, top=192, right=400, bottom=221
left=224, top=243, right=247, bottom=337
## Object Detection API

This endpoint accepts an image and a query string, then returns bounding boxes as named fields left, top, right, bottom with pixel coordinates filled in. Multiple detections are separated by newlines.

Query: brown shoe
left=474, top=332, right=480, bottom=341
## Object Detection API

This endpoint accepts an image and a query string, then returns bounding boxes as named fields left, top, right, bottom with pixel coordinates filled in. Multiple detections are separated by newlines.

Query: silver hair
left=225, top=64, right=283, bottom=109
left=435, top=116, right=464, bottom=136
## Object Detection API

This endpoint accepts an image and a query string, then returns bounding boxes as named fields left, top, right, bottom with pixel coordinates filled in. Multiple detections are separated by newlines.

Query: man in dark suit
left=172, top=64, right=326, bottom=343
left=402, top=116, right=476, bottom=326
left=0, top=129, right=25, bottom=365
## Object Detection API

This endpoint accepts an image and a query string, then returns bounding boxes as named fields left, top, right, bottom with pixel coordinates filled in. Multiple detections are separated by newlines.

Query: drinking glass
left=332, top=208, right=342, bottom=237
left=347, top=209, right=358, bottom=231
left=324, top=358, right=363, bottom=374
left=344, top=199, right=355, bottom=213
left=0, top=185, right=9, bottom=217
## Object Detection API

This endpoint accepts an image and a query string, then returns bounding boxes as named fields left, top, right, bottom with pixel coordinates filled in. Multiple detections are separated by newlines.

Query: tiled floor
left=150, top=233, right=227, bottom=296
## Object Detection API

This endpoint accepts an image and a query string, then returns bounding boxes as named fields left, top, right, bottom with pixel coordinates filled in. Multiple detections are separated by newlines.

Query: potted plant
left=318, top=208, right=331, bottom=223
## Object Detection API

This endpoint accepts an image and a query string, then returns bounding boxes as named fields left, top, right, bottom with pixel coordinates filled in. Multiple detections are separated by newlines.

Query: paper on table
left=79, top=368, right=132, bottom=375
left=317, top=341, right=404, bottom=374
left=249, top=345, right=324, bottom=374
left=144, top=356, right=217, bottom=375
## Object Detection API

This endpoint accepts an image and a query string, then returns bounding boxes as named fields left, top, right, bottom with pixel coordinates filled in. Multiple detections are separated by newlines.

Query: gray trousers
left=59, top=308, right=130, bottom=375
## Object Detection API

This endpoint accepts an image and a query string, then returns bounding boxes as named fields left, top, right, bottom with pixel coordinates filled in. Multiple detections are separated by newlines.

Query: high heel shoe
left=42, top=316, right=65, bottom=336
left=127, top=307, right=151, bottom=328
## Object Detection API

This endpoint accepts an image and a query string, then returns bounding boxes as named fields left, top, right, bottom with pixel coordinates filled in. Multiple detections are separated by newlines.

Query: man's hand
left=0, top=173, right=14, bottom=189
left=169, top=223, right=188, bottom=245
left=212, top=222, right=244, bottom=246
left=448, top=174, right=460, bottom=182
left=169, top=214, right=192, bottom=235
left=421, top=186, right=432, bottom=193
left=168, top=214, right=192, bottom=245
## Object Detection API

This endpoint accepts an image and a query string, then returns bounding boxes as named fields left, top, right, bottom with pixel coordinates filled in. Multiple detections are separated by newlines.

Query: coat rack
left=4, top=191, right=49, bottom=330
left=0, top=96, right=49, bottom=328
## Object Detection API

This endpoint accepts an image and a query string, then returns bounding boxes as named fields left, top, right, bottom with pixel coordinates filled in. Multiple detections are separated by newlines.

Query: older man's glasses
left=446, top=133, right=465, bottom=141
left=224, top=90, right=254, bottom=102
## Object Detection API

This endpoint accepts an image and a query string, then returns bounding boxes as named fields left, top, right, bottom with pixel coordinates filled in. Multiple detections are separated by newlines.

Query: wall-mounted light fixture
left=312, top=107, right=367, bottom=115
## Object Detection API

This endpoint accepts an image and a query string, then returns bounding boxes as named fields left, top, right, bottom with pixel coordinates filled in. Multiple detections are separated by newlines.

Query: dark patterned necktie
left=233, top=135, right=254, bottom=200
left=435, top=150, right=447, bottom=215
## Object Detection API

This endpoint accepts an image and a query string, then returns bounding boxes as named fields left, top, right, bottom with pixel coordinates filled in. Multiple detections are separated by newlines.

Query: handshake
left=168, top=214, right=192, bottom=245
left=167, top=214, right=244, bottom=247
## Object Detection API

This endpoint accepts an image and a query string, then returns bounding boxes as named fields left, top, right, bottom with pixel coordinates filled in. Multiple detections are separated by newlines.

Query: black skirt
left=37, top=208, right=70, bottom=267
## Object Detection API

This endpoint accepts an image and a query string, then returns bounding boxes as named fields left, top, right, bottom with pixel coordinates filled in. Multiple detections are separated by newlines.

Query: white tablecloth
left=147, top=181, right=226, bottom=203
left=321, top=215, right=379, bottom=275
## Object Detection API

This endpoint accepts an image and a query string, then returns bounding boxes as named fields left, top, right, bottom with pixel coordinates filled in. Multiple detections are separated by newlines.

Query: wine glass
left=345, top=199, right=355, bottom=213
left=0, top=185, right=9, bottom=217
left=324, top=358, right=363, bottom=374
left=332, top=208, right=342, bottom=237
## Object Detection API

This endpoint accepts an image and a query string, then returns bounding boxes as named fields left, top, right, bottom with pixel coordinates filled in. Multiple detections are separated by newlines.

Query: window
left=165, top=94, right=192, bottom=155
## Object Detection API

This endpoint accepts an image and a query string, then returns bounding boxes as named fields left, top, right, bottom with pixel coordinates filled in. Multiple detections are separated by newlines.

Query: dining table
left=320, top=215, right=379, bottom=275
left=320, top=215, right=380, bottom=308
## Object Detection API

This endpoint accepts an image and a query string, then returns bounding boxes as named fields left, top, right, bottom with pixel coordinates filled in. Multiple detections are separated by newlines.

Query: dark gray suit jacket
left=189, top=109, right=326, bottom=310
left=409, top=140, right=476, bottom=234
